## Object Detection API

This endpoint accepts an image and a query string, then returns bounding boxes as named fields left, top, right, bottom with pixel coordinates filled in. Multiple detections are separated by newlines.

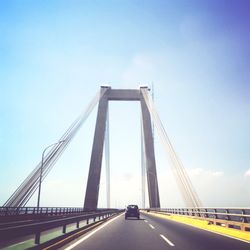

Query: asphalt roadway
left=62, top=212, right=250, bottom=250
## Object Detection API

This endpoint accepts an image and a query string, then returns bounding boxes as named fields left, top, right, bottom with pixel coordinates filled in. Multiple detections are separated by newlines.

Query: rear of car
left=125, top=205, right=140, bottom=219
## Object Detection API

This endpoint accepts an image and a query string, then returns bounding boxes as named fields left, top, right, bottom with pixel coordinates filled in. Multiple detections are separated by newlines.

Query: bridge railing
left=0, top=206, right=112, bottom=217
left=146, top=207, right=250, bottom=231
left=0, top=208, right=123, bottom=248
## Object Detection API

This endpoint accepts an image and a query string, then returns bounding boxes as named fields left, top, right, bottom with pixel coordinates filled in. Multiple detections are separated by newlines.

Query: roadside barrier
left=145, top=207, right=250, bottom=231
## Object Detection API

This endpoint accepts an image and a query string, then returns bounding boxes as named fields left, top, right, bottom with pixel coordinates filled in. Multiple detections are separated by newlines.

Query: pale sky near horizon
left=0, top=0, right=250, bottom=208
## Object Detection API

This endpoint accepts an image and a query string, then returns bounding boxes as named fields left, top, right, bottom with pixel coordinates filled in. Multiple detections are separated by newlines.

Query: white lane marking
left=149, top=224, right=155, bottom=229
left=160, top=234, right=175, bottom=247
left=144, top=220, right=148, bottom=223
left=64, top=213, right=123, bottom=250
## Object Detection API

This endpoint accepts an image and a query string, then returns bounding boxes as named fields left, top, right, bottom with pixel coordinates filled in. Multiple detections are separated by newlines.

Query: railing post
left=241, top=209, right=247, bottom=223
left=214, top=209, right=218, bottom=219
left=204, top=208, right=208, bottom=218
left=197, top=208, right=201, bottom=218
left=35, top=232, right=41, bottom=245
left=62, top=225, right=66, bottom=234
left=225, top=209, right=229, bottom=221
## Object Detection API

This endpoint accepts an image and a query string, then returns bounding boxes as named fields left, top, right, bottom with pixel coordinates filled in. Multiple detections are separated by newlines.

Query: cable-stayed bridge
left=3, top=86, right=201, bottom=209
left=0, top=86, right=249, bottom=249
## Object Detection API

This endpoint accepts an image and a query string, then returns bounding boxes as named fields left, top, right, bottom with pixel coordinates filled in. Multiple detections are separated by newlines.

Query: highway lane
left=143, top=213, right=249, bottom=250
left=62, top=212, right=250, bottom=250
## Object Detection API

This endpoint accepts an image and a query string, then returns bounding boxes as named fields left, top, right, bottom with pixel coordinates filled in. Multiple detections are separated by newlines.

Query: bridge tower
left=84, top=86, right=160, bottom=210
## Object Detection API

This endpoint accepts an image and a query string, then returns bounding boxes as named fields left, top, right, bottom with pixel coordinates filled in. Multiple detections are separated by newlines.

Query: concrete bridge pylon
left=84, top=86, right=160, bottom=210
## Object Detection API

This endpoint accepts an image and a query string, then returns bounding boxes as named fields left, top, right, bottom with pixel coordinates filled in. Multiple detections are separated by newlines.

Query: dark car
left=125, top=205, right=140, bottom=219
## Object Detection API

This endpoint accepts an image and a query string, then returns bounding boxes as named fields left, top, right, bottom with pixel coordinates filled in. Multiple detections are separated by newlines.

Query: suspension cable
left=4, top=88, right=108, bottom=207
left=141, top=88, right=202, bottom=208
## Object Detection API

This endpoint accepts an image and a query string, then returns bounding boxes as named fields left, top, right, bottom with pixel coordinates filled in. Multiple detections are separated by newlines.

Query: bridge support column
left=140, top=91, right=160, bottom=208
left=84, top=87, right=160, bottom=210
left=84, top=88, right=109, bottom=210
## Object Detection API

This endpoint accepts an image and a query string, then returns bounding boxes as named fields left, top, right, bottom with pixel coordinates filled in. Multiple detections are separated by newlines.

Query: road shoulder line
left=143, top=211, right=250, bottom=244
left=63, top=213, right=124, bottom=250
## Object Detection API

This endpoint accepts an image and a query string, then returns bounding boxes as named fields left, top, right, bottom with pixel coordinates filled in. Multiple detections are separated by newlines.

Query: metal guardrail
left=0, top=206, right=111, bottom=216
left=147, top=207, right=250, bottom=231
left=0, top=208, right=122, bottom=248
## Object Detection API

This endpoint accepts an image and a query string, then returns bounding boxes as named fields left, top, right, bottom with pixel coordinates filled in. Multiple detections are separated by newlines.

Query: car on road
left=125, top=205, right=140, bottom=219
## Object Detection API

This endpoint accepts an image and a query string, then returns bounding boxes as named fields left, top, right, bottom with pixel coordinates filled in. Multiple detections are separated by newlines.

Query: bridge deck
left=62, top=213, right=249, bottom=250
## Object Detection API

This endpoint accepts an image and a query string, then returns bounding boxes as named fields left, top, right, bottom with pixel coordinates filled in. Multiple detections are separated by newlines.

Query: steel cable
left=141, top=88, right=202, bottom=208
left=4, top=89, right=107, bottom=207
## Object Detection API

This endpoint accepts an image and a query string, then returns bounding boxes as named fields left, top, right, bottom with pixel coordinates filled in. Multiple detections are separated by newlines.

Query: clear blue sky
left=0, top=0, right=249, bottom=208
